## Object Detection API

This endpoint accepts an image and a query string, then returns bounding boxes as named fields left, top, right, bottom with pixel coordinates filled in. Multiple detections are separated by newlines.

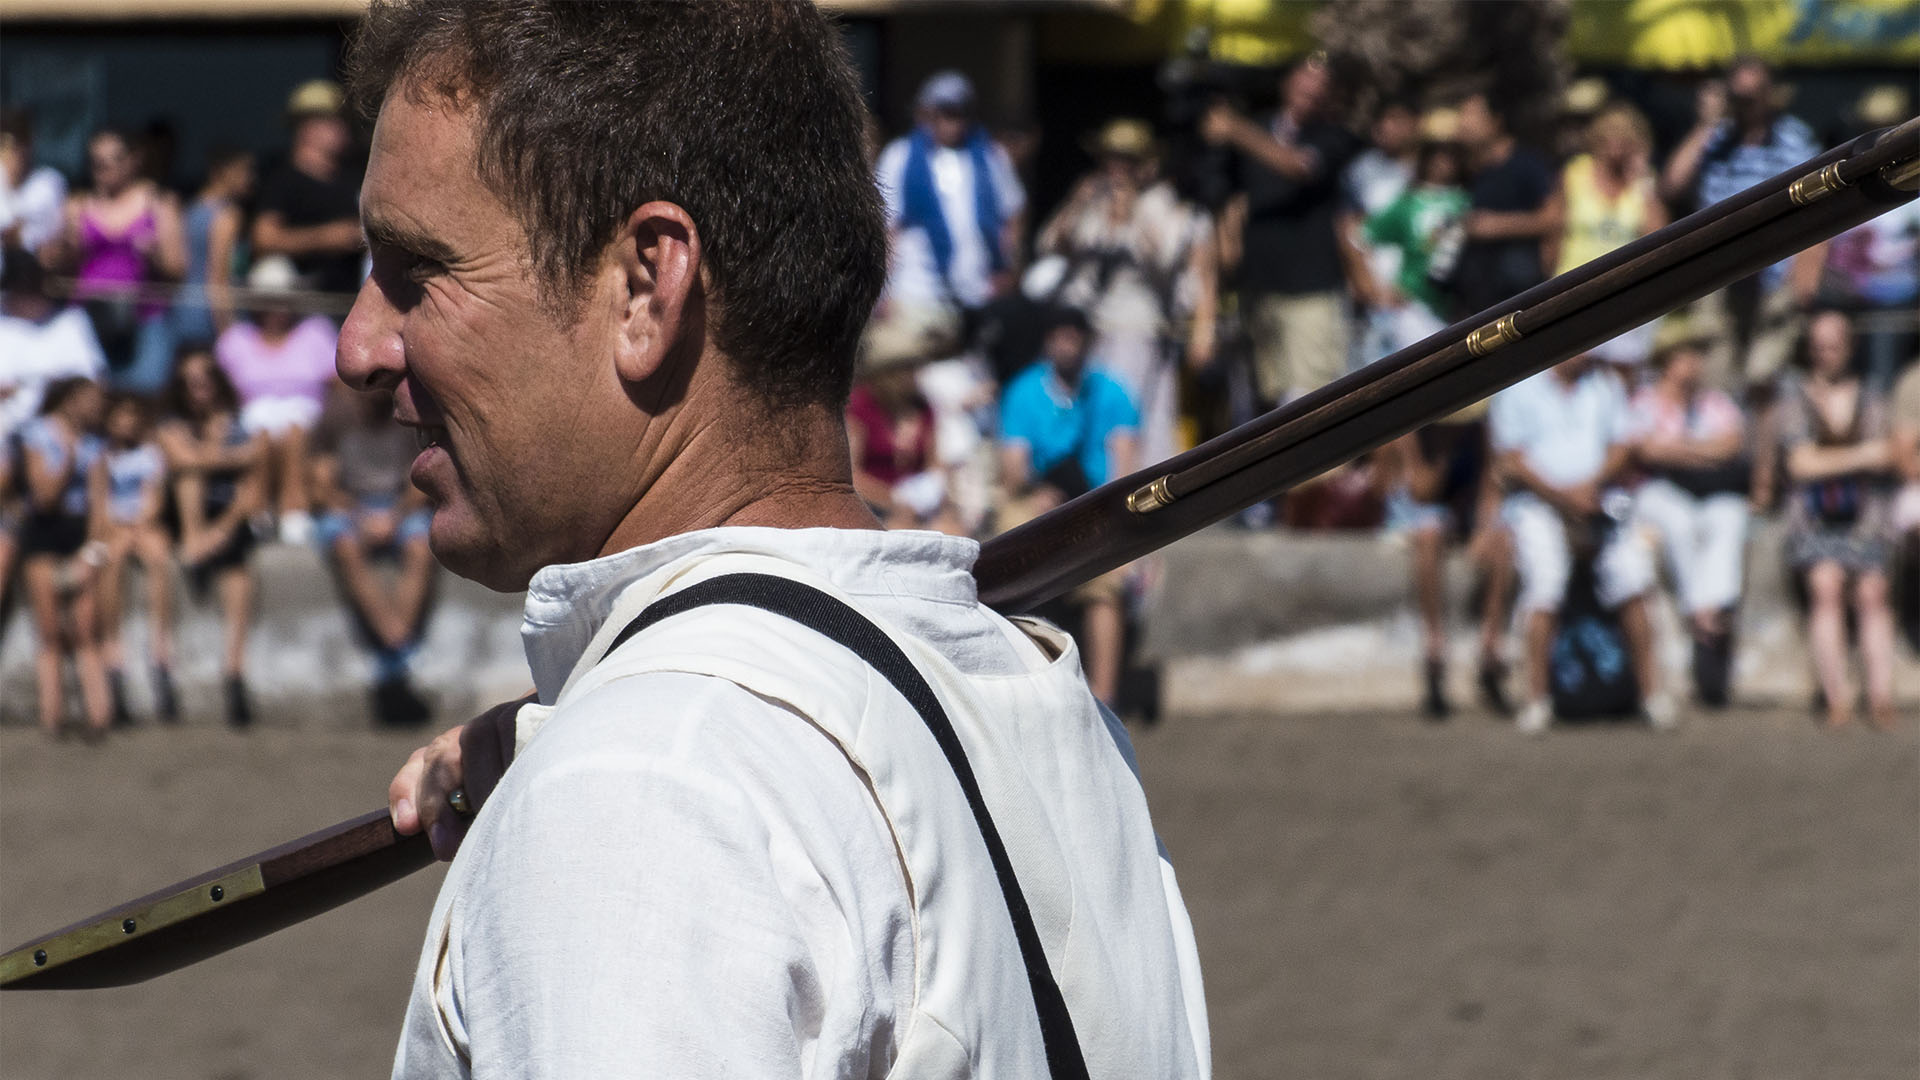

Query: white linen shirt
left=392, top=526, right=1209, bottom=1080
left=1489, top=367, right=1632, bottom=490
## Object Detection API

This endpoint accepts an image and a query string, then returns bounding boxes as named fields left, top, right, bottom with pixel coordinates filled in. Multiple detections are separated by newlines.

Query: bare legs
left=1809, top=560, right=1899, bottom=729
left=101, top=526, right=176, bottom=676
left=25, top=555, right=112, bottom=738
left=332, top=533, right=434, bottom=651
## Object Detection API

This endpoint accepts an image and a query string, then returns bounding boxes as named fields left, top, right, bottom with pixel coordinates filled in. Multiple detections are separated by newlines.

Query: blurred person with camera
left=1491, top=352, right=1669, bottom=734
left=1036, top=117, right=1217, bottom=468
left=998, top=307, right=1140, bottom=706
left=1629, top=320, right=1751, bottom=706
left=1661, top=57, right=1822, bottom=393
left=1546, top=102, right=1668, bottom=369
left=1778, top=309, right=1900, bottom=730
left=875, top=71, right=1026, bottom=336
left=253, top=80, right=365, bottom=299
left=16, top=376, right=114, bottom=740
left=56, top=127, right=188, bottom=395
left=1203, top=52, right=1358, bottom=405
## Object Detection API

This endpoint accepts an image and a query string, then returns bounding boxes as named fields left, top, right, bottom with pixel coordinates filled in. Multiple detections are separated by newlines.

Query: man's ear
left=610, top=201, right=701, bottom=385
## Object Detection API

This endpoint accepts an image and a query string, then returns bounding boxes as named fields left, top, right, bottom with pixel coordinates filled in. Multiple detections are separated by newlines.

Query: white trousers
left=1632, top=479, right=1750, bottom=615
left=1505, top=494, right=1655, bottom=615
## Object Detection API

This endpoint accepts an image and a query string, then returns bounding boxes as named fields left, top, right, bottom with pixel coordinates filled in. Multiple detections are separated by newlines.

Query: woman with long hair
left=1780, top=309, right=1900, bottom=729
left=57, top=127, right=187, bottom=395
left=156, top=347, right=267, bottom=727
left=1546, top=102, right=1668, bottom=367
left=17, top=376, right=112, bottom=739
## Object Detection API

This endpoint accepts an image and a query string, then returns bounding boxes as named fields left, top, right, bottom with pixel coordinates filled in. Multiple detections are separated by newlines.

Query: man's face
left=1806, top=312, right=1852, bottom=376
left=927, top=107, right=969, bottom=149
left=1283, top=61, right=1330, bottom=119
left=1045, top=324, right=1088, bottom=377
left=339, top=91, right=638, bottom=590
left=297, top=114, right=351, bottom=163
left=1728, top=62, right=1774, bottom=125
left=1457, top=95, right=1497, bottom=148
left=1373, top=106, right=1416, bottom=156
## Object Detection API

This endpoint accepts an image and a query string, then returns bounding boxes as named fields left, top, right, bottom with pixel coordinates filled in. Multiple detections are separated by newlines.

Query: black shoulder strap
left=602, top=573, right=1091, bottom=1080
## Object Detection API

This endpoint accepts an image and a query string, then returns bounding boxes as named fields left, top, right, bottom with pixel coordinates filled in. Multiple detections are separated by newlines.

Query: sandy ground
left=2, top=706, right=1915, bottom=1079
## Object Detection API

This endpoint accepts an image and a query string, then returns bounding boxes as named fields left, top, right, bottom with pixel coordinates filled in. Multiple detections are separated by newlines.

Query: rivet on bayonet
left=1127, top=475, right=1175, bottom=515
left=1466, top=313, right=1522, bottom=357
left=1788, top=162, right=1846, bottom=205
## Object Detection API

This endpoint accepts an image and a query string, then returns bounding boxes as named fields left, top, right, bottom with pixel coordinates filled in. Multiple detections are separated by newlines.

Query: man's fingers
left=389, top=747, right=429, bottom=835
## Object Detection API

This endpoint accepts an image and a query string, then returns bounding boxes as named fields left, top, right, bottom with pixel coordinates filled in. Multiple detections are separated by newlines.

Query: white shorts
left=1504, top=493, right=1655, bottom=615
left=241, top=396, right=323, bottom=436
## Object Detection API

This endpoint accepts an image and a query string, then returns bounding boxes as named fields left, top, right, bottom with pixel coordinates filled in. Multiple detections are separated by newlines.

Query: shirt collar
left=520, top=526, right=982, bottom=703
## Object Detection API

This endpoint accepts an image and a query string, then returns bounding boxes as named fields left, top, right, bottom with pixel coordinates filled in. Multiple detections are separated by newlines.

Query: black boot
left=108, top=670, right=134, bottom=728
left=1478, top=658, right=1515, bottom=718
left=1422, top=657, right=1451, bottom=721
left=225, top=675, right=253, bottom=729
left=152, top=665, right=180, bottom=725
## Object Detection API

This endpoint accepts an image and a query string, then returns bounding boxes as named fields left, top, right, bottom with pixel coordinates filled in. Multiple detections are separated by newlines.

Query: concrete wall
left=1144, top=520, right=1920, bottom=715
left=4, top=523, right=1912, bottom=727
left=0, top=545, right=530, bottom=730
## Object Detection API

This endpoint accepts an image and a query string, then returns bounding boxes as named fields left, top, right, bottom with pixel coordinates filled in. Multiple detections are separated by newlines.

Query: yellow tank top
left=1556, top=154, right=1651, bottom=276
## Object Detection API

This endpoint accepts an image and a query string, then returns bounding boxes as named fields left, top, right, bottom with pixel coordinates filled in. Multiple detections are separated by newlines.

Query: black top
left=1451, top=145, right=1553, bottom=318
left=256, top=162, right=363, bottom=296
left=1235, top=114, right=1357, bottom=295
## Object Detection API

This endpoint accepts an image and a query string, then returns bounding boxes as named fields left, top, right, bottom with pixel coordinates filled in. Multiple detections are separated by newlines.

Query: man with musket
left=342, top=2, right=1209, bottom=1077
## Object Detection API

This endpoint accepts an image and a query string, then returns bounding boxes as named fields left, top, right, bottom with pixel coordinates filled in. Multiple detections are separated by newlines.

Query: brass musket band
left=1789, top=161, right=1848, bottom=205
left=1466, top=313, right=1523, bottom=357
left=1126, top=475, right=1175, bottom=515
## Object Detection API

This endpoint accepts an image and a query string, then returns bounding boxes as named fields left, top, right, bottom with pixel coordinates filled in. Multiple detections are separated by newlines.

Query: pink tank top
left=77, top=201, right=161, bottom=318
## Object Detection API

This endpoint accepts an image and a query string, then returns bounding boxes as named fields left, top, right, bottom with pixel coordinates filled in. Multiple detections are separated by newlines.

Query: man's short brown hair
left=347, top=0, right=887, bottom=409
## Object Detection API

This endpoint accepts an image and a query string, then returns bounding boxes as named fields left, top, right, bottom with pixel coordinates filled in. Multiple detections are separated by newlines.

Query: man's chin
left=426, top=514, right=537, bottom=593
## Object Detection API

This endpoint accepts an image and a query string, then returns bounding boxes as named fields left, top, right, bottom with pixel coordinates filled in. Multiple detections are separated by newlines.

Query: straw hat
left=1650, top=316, right=1711, bottom=364
left=1418, top=107, right=1462, bottom=144
left=1085, top=117, right=1157, bottom=160
left=1854, top=84, right=1911, bottom=128
left=286, top=79, right=345, bottom=119
left=1561, top=77, right=1610, bottom=117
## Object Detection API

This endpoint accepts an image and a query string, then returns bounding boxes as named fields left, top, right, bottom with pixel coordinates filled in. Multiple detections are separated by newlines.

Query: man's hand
left=1201, top=101, right=1241, bottom=146
left=1694, top=80, right=1728, bottom=129
left=389, top=694, right=533, bottom=860
left=1556, top=481, right=1602, bottom=519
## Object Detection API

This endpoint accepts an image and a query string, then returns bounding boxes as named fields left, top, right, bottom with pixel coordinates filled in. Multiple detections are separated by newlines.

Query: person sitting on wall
left=1490, top=351, right=1669, bottom=734
left=997, top=306, right=1140, bottom=706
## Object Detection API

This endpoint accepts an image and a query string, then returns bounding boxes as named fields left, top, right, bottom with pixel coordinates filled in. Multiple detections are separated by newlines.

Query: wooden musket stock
left=4, top=118, right=1914, bottom=992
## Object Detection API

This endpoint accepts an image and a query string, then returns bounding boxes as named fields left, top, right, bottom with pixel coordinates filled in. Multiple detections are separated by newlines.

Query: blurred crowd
left=3, top=55, right=1916, bottom=738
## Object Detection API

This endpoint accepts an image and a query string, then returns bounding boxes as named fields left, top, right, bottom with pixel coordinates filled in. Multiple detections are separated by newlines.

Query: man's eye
left=404, top=255, right=444, bottom=282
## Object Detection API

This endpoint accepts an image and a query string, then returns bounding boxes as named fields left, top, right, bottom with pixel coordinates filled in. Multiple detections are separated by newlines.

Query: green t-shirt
left=1364, top=184, right=1469, bottom=313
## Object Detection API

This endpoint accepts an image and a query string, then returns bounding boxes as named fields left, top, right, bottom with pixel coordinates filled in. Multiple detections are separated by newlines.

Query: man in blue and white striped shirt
left=1661, top=57, right=1823, bottom=392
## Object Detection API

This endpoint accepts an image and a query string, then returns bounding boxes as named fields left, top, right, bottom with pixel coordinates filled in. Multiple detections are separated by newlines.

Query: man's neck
left=595, top=399, right=879, bottom=560
left=1476, top=136, right=1514, bottom=170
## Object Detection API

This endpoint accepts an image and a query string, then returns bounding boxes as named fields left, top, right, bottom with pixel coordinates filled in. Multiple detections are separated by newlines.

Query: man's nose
left=337, top=274, right=404, bottom=393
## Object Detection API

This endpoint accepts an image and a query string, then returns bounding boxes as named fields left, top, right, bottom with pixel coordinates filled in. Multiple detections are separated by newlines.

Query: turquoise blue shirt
left=999, top=361, right=1139, bottom=487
